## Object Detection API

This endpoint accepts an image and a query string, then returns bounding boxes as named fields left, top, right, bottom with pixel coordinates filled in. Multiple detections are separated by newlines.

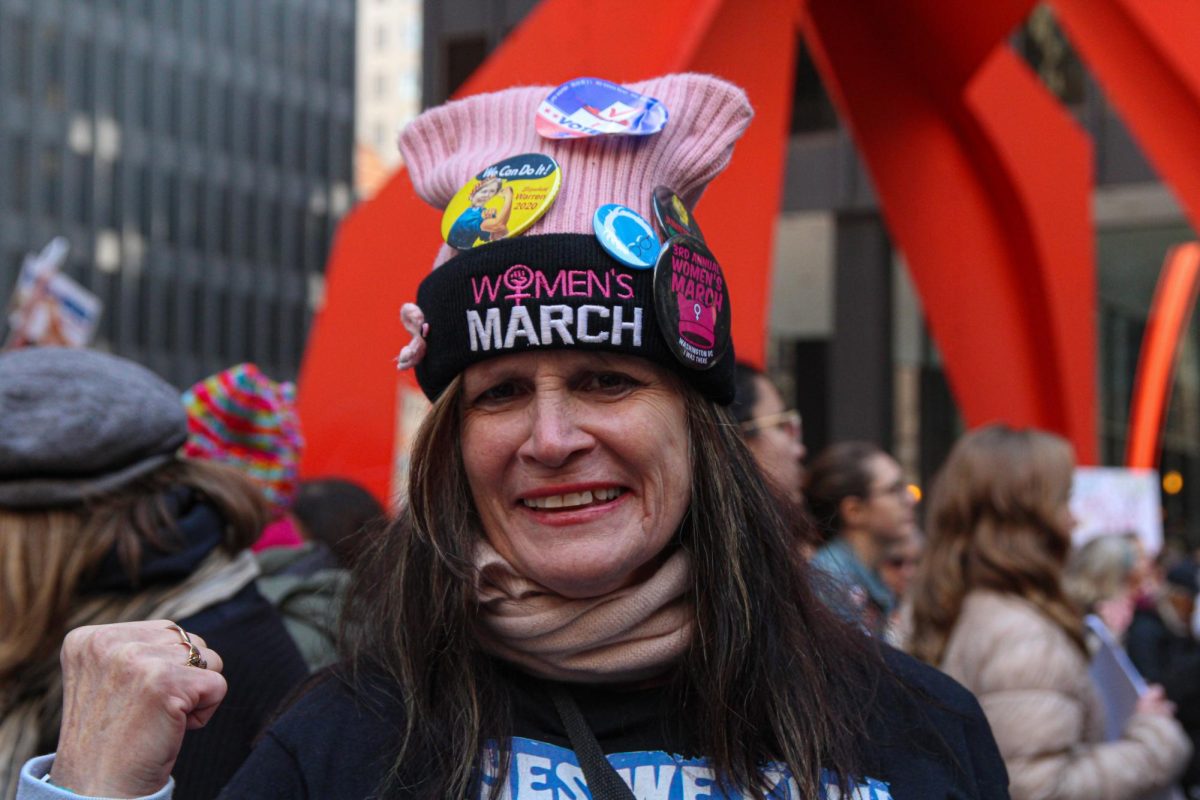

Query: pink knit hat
left=397, top=74, right=753, bottom=403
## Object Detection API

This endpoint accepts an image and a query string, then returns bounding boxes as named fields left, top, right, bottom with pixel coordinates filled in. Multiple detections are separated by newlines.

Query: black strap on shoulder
left=548, top=683, right=636, bottom=800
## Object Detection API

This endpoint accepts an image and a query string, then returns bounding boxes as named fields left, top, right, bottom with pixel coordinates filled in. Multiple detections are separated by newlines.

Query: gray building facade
left=0, top=0, right=356, bottom=387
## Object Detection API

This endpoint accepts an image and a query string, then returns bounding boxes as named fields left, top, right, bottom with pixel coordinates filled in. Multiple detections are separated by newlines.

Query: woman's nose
left=517, top=393, right=595, bottom=468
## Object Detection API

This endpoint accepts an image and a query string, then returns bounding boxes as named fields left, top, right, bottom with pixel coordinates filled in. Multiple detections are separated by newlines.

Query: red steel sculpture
left=298, top=0, right=1199, bottom=501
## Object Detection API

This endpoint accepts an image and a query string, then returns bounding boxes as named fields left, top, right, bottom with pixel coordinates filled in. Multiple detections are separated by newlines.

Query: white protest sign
left=1070, top=467, right=1163, bottom=555
left=5, top=237, right=102, bottom=348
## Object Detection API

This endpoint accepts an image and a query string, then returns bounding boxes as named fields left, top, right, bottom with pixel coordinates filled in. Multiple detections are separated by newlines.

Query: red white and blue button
left=536, top=77, right=669, bottom=139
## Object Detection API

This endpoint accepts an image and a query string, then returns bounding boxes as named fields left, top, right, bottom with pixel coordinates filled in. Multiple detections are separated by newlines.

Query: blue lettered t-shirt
left=477, top=736, right=895, bottom=799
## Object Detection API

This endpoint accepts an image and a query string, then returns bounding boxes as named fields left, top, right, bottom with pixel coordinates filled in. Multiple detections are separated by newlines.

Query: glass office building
left=0, top=0, right=355, bottom=386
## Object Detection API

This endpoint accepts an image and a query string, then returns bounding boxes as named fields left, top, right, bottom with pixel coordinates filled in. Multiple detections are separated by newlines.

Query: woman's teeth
left=522, top=488, right=623, bottom=510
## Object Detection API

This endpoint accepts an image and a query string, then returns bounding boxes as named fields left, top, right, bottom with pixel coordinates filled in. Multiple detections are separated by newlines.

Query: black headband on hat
left=415, top=233, right=736, bottom=403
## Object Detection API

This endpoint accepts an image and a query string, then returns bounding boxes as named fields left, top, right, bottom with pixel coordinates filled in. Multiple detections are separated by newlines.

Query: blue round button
left=593, top=204, right=660, bottom=269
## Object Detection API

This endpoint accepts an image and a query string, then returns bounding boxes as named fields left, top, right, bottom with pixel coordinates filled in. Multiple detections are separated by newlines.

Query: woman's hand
left=1135, top=684, right=1177, bottom=718
left=50, top=620, right=226, bottom=798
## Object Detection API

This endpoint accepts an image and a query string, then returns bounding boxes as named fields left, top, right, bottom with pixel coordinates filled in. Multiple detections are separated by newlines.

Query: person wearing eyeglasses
left=878, top=525, right=925, bottom=645
left=731, top=363, right=807, bottom=505
left=879, top=526, right=923, bottom=602
left=805, top=442, right=917, bottom=636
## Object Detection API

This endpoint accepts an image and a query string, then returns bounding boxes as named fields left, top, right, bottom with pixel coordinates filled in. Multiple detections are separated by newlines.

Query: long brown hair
left=0, top=459, right=267, bottom=682
left=343, top=374, right=884, bottom=798
left=907, top=424, right=1085, bottom=665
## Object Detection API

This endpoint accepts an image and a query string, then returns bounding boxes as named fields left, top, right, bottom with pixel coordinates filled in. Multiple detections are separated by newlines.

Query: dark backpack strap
left=548, top=683, right=636, bottom=800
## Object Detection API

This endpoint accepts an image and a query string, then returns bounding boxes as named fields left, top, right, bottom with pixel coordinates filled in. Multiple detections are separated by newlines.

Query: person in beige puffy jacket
left=907, top=424, right=1190, bottom=800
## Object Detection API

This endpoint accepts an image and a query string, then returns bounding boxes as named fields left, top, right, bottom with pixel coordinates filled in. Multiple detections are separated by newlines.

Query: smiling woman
left=20, top=75, right=1009, bottom=800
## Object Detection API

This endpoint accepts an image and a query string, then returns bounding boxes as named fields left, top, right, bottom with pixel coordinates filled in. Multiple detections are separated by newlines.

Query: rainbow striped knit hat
left=181, top=363, right=304, bottom=517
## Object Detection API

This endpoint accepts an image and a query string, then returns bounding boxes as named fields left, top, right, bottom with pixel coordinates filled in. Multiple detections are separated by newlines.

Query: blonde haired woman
left=1065, top=533, right=1145, bottom=638
left=908, top=424, right=1189, bottom=800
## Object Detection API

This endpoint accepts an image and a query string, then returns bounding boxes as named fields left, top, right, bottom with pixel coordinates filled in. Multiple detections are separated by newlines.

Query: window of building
left=285, top=13, right=309, bottom=76
left=76, top=39, right=96, bottom=113
left=301, top=110, right=320, bottom=174
left=241, top=3, right=258, bottom=55
left=72, top=153, right=94, bottom=226
left=136, top=276, right=156, bottom=349
left=444, top=35, right=487, bottom=99
left=242, top=192, right=258, bottom=260
left=135, top=165, right=152, bottom=237
left=134, top=56, right=152, bottom=130
left=304, top=210, right=324, bottom=273
left=107, top=160, right=124, bottom=227
left=231, top=87, right=251, bottom=158
left=265, top=199, right=281, bottom=264
left=265, top=97, right=282, bottom=165
left=791, top=39, right=839, bottom=134
left=259, top=1, right=282, bottom=67
left=42, top=23, right=65, bottom=111
left=191, top=283, right=207, bottom=356
left=219, top=186, right=234, bottom=257
left=332, top=119, right=352, bottom=181
left=167, top=65, right=183, bottom=140
left=171, top=0, right=186, bottom=32
left=220, top=291, right=241, bottom=360
left=1019, top=5, right=1085, bottom=105
left=213, top=83, right=229, bottom=151
left=288, top=203, right=305, bottom=270
left=187, top=177, right=205, bottom=252
left=314, top=12, right=331, bottom=79
left=166, top=173, right=181, bottom=244
left=7, top=14, right=32, bottom=99
left=190, top=76, right=207, bottom=147
left=104, top=48, right=124, bottom=119
left=225, top=0, right=242, bottom=53
left=314, top=116, right=330, bottom=176
left=39, top=147, right=63, bottom=219
left=284, top=104, right=303, bottom=173
left=7, top=135, right=30, bottom=211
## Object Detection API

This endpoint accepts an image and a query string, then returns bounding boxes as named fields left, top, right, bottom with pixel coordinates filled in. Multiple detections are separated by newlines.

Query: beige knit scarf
left=474, top=541, right=692, bottom=683
left=0, top=549, right=261, bottom=800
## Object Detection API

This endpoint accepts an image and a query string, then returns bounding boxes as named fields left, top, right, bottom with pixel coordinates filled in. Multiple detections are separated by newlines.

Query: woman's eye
left=582, top=372, right=639, bottom=393
left=474, top=381, right=521, bottom=405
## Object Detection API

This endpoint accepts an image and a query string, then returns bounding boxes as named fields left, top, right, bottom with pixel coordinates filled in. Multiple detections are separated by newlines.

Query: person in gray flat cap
left=0, top=347, right=307, bottom=800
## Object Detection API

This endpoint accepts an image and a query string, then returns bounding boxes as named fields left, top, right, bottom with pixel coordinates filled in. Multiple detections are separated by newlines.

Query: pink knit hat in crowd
left=396, top=74, right=753, bottom=403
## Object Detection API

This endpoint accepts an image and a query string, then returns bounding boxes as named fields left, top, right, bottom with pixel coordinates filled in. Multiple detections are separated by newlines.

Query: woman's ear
left=839, top=494, right=867, bottom=530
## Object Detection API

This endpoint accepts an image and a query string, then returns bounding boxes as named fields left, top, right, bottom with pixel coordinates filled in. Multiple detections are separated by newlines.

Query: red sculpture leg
left=801, top=0, right=1097, bottom=463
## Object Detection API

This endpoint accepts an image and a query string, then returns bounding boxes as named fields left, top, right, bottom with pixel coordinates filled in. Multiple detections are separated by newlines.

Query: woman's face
left=878, top=528, right=922, bottom=598
left=461, top=351, right=691, bottom=598
left=858, top=453, right=916, bottom=543
left=743, top=375, right=806, bottom=503
left=471, top=181, right=500, bottom=205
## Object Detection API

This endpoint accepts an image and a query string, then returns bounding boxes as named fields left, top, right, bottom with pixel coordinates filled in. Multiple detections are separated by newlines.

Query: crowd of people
left=2, top=72, right=1199, bottom=800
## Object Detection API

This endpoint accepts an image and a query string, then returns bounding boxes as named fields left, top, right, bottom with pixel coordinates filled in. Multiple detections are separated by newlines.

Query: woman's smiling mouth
left=520, top=487, right=625, bottom=510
